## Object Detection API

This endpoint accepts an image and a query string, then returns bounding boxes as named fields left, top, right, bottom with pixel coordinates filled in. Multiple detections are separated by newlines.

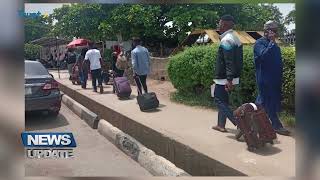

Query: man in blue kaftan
left=254, top=20, right=290, bottom=136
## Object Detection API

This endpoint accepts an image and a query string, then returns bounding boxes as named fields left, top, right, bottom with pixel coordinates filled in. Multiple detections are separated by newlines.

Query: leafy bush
left=167, top=45, right=218, bottom=93
left=168, top=44, right=295, bottom=110
left=24, top=43, right=42, bottom=60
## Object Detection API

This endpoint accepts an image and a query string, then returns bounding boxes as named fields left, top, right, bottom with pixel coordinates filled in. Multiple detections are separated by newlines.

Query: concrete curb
left=97, top=120, right=190, bottom=176
left=62, top=94, right=99, bottom=129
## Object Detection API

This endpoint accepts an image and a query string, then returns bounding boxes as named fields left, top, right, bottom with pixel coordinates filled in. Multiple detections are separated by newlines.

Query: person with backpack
left=131, top=37, right=151, bottom=95
left=66, top=48, right=77, bottom=80
left=112, top=45, right=126, bottom=77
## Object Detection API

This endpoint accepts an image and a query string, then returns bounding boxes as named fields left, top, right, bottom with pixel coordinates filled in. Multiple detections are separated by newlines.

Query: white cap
left=264, top=20, right=278, bottom=30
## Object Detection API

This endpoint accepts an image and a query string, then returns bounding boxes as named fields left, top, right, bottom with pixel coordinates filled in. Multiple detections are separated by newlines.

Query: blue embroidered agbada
left=254, top=37, right=283, bottom=114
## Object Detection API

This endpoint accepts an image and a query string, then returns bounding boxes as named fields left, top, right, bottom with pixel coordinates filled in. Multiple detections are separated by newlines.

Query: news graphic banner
left=21, top=132, right=77, bottom=159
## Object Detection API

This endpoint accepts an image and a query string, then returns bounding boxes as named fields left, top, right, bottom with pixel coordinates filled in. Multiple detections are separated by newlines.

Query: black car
left=25, top=60, right=62, bottom=116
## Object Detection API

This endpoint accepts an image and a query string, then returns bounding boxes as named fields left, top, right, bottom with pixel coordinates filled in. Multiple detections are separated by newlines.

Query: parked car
left=25, top=60, right=62, bottom=116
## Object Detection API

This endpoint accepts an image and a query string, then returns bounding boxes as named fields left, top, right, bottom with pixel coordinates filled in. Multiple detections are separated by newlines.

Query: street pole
left=56, top=37, right=60, bottom=79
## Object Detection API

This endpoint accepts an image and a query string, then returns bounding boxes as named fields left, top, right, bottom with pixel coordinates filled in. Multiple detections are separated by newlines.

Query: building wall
left=149, top=57, right=169, bottom=81
left=125, top=57, right=169, bottom=82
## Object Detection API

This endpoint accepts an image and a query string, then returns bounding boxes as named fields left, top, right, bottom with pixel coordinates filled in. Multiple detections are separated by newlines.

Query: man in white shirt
left=84, top=42, right=104, bottom=94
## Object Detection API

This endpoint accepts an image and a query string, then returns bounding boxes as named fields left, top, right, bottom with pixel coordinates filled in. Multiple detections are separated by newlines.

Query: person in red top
left=112, top=45, right=125, bottom=77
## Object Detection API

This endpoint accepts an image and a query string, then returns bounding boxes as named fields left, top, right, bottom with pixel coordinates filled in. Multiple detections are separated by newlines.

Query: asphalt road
left=25, top=104, right=151, bottom=176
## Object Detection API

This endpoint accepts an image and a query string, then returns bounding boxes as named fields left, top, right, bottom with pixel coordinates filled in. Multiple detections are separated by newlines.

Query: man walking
left=131, top=37, right=151, bottom=95
left=254, top=20, right=290, bottom=136
left=84, top=42, right=104, bottom=94
left=212, top=15, right=243, bottom=132
left=66, top=48, right=77, bottom=80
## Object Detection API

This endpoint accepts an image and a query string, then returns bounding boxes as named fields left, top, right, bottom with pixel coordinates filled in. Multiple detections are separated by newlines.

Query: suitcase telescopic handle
left=135, top=75, right=144, bottom=95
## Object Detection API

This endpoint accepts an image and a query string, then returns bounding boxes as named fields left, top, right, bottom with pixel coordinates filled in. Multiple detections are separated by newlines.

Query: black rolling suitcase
left=136, top=77, right=159, bottom=111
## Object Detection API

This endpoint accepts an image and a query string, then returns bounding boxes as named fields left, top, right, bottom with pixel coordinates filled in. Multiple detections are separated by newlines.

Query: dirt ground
left=132, top=78, right=176, bottom=102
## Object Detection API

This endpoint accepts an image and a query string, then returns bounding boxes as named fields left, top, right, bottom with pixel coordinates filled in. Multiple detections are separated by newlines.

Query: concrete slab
left=51, top=70, right=295, bottom=176
left=98, top=120, right=190, bottom=176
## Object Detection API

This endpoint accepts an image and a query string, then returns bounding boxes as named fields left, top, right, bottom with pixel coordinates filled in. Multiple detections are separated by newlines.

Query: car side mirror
left=49, top=73, right=54, bottom=78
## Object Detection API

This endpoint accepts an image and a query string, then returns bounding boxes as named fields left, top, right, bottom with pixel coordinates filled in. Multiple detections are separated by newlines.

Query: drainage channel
left=59, top=82, right=246, bottom=176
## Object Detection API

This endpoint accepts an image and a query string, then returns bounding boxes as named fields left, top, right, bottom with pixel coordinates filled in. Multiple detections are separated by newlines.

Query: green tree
left=50, top=4, right=108, bottom=41
left=24, top=43, right=42, bottom=60
left=284, top=9, right=295, bottom=25
left=99, top=5, right=165, bottom=41
left=165, top=5, right=219, bottom=42
left=237, top=4, right=286, bottom=36
left=25, top=15, right=51, bottom=43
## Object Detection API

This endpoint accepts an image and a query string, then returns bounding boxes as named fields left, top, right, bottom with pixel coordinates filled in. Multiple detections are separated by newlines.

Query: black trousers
left=134, top=74, right=148, bottom=95
left=91, top=68, right=102, bottom=90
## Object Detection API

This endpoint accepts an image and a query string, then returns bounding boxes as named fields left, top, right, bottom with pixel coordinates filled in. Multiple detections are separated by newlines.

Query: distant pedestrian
left=66, top=48, right=77, bottom=80
left=131, top=37, right=151, bottom=95
left=75, top=48, right=89, bottom=89
left=253, top=20, right=290, bottom=136
left=111, top=45, right=125, bottom=77
left=84, top=42, right=104, bottom=93
left=212, top=15, right=243, bottom=133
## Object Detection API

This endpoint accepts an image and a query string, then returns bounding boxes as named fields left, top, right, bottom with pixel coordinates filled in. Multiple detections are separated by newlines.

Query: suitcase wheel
left=248, top=146, right=256, bottom=152
left=235, top=129, right=243, bottom=141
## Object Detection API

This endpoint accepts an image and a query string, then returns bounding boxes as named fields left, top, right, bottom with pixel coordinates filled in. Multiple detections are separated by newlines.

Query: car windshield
left=25, top=61, right=49, bottom=77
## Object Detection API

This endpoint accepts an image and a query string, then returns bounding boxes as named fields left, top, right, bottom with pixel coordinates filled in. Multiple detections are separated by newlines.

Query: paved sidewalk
left=51, top=70, right=295, bottom=176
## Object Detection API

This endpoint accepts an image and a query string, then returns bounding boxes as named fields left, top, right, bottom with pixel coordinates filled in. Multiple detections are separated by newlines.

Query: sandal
left=212, top=126, right=228, bottom=133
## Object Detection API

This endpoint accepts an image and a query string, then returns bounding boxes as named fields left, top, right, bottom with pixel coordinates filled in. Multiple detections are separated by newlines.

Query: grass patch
left=170, top=90, right=296, bottom=127
left=170, top=90, right=215, bottom=109
left=280, top=111, right=296, bottom=127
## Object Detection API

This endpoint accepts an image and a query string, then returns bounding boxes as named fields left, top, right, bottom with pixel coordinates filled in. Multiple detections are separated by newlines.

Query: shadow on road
left=25, top=111, right=69, bottom=131
left=226, top=134, right=283, bottom=156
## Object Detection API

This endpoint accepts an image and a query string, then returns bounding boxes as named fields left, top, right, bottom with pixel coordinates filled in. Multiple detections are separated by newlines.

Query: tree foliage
left=24, top=43, right=42, bottom=60
left=284, top=9, right=295, bottom=25
left=48, top=4, right=287, bottom=44
left=50, top=4, right=108, bottom=41
left=24, top=15, right=51, bottom=43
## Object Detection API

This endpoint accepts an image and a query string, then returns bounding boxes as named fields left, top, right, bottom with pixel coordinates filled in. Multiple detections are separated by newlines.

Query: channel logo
left=21, top=132, right=76, bottom=159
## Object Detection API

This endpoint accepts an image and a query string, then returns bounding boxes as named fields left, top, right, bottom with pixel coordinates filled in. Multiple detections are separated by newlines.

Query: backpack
left=67, top=52, right=77, bottom=64
left=116, top=53, right=128, bottom=70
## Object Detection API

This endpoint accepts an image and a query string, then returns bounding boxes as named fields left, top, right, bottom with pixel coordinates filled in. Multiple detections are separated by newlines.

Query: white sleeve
left=84, top=51, right=89, bottom=61
left=98, top=51, right=102, bottom=59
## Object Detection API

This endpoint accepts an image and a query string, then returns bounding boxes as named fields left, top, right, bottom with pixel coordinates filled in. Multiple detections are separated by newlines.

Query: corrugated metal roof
left=171, top=29, right=283, bottom=55
left=204, top=30, right=220, bottom=43
left=31, top=37, right=71, bottom=47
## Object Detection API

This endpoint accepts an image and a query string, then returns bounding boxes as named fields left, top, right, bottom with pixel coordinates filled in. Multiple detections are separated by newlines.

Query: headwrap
left=113, top=45, right=121, bottom=56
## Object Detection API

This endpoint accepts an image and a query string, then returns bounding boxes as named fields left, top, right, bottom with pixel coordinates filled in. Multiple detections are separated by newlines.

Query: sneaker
left=275, top=127, right=291, bottom=136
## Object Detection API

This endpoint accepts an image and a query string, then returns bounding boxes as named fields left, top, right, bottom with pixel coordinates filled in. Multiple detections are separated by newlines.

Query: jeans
left=264, top=105, right=284, bottom=130
left=67, top=63, right=75, bottom=76
left=134, top=74, right=148, bottom=95
left=214, top=84, right=237, bottom=127
left=91, top=68, right=102, bottom=90
left=79, top=71, right=88, bottom=87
